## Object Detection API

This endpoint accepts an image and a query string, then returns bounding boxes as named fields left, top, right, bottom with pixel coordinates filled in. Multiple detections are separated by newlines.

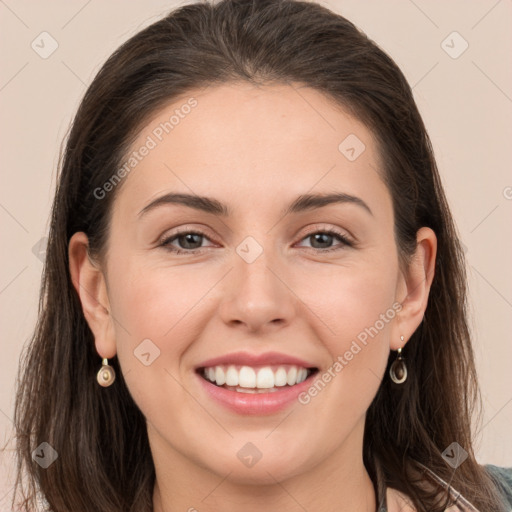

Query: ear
left=68, top=232, right=117, bottom=359
left=391, top=227, right=437, bottom=350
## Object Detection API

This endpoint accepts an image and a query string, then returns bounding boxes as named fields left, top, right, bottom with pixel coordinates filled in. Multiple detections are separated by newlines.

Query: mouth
left=196, top=364, right=319, bottom=394
left=194, top=351, right=321, bottom=414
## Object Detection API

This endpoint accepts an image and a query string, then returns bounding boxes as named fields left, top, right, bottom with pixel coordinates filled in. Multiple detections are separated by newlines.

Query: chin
left=200, top=448, right=311, bottom=486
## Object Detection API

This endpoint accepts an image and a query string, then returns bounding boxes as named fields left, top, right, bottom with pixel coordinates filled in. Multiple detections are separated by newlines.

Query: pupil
left=180, top=233, right=202, bottom=249
left=312, top=233, right=332, bottom=248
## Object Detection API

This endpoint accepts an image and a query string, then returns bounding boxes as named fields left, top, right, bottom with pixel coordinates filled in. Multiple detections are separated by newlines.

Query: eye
left=296, top=229, right=353, bottom=252
left=159, top=227, right=353, bottom=255
left=159, top=229, right=215, bottom=254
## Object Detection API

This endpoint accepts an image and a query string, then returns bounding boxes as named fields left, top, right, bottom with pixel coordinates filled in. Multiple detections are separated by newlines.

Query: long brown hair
left=12, top=0, right=505, bottom=510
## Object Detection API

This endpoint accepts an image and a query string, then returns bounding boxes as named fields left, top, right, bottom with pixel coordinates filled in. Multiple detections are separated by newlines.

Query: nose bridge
left=235, top=233, right=285, bottom=303
left=218, top=233, right=296, bottom=331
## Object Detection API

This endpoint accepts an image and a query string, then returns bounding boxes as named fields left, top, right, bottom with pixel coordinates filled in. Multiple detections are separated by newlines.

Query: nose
left=217, top=245, right=297, bottom=334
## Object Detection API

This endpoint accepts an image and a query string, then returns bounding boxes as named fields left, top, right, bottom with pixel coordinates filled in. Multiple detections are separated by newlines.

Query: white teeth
left=238, top=366, right=256, bottom=388
left=215, top=366, right=226, bottom=386
left=297, top=368, right=308, bottom=383
left=286, top=366, right=297, bottom=386
left=256, top=367, right=274, bottom=388
left=225, top=365, right=239, bottom=386
left=202, top=364, right=314, bottom=389
left=274, top=367, right=288, bottom=387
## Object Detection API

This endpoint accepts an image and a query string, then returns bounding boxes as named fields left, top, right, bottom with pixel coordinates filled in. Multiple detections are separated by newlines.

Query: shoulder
left=483, top=464, right=512, bottom=508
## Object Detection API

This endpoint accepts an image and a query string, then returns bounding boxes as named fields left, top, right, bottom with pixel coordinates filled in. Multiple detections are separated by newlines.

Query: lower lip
left=196, top=371, right=317, bottom=415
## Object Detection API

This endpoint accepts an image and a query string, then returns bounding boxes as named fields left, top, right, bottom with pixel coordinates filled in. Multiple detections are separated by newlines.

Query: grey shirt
left=485, top=464, right=512, bottom=511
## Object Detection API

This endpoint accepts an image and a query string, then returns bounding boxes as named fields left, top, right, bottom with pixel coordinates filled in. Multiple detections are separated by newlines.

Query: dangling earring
left=97, top=358, right=116, bottom=387
left=389, top=336, right=407, bottom=384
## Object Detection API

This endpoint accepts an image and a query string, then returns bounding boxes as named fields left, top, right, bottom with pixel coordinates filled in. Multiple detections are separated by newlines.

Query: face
left=92, top=82, right=407, bottom=484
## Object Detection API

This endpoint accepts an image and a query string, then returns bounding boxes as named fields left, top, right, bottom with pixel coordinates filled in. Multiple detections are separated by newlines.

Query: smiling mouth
left=197, top=364, right=319, bottom=393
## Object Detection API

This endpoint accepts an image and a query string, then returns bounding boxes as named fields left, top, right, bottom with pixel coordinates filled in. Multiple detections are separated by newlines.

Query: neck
left=150, top=419, right=377, bottom=512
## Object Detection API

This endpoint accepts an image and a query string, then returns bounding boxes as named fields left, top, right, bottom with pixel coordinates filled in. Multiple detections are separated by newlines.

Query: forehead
left=113, top=82, right=388, bottom=219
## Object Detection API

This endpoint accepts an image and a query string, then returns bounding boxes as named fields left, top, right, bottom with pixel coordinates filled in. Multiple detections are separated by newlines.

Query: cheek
left=297, top=256, right=399, bottom=346
left=295, top=256, right=398, bottom=402
left=109, top=258, right=213, bottom=338
left=105, top=259, right=224, bottom=397
left=103, top=260, right=180, bottom=371
left=293, top=263, right=397, bottom=424
left=106, top=264, right=206, bottom=423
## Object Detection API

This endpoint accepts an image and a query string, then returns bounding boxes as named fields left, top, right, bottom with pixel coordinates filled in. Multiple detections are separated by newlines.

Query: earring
left=389, top=335, right=407, bottom=384
left=97, top=358, right=116, bottom=387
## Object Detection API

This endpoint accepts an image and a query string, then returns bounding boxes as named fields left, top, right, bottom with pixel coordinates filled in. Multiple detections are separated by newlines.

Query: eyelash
left=159, top=227, right=353, bottom=255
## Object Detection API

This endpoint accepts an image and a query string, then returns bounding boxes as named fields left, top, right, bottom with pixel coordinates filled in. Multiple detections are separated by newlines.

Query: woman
left=12, top=0, right=512, bottom=510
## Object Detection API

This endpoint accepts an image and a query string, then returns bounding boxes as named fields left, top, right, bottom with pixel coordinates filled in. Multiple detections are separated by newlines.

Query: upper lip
left=196, top=351, right=318, bottom=369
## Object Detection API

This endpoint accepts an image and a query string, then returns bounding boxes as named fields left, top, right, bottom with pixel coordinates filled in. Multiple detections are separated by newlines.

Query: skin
left=69, top=82, right=436, bottom=512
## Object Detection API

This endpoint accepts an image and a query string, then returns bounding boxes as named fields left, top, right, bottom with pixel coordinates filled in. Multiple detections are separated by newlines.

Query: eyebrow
left=138, top=191, right=373, bottom=218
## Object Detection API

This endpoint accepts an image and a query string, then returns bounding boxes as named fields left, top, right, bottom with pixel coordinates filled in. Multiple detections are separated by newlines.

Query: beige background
left=1, top=0, right=511, bottom=506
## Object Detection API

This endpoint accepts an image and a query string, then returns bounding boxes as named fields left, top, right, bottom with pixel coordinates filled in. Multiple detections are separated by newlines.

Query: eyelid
left=298, top=223, right=353, bottom=241
left=158, top=225, right=218, bottom=246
